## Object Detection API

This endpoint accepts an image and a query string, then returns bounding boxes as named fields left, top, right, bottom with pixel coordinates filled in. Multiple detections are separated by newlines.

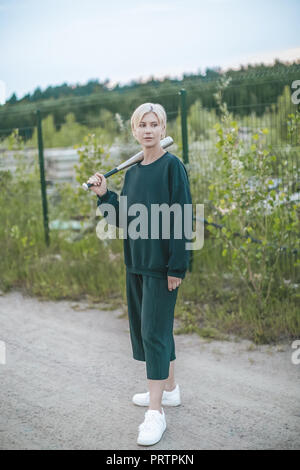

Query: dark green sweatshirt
left=96, top=151, right=193, bottom=279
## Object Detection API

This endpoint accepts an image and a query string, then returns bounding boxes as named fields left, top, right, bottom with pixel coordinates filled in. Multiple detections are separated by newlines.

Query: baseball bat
left=82, top=136, right=173, bottom=191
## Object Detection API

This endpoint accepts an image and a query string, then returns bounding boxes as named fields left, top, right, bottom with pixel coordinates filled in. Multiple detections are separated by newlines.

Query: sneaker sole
left=133, top=398, right=181, bottom=407
left=137, top=425, right=167, bottom=446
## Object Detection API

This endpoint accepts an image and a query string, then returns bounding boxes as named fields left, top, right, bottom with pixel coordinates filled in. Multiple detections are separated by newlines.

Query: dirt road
left=0, top=290, right=299, bottom=450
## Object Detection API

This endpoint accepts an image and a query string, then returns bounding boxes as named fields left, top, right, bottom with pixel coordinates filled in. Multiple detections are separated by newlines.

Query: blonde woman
left=88, top=103, right=192, bottom=446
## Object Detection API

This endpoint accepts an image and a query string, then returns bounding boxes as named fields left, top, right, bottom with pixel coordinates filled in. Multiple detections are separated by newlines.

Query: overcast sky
left=0, top=0, right=299, bottom=102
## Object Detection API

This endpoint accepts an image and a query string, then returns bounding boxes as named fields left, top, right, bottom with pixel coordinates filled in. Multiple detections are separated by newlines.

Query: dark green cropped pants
left=126, top=270, right=179, bottom=380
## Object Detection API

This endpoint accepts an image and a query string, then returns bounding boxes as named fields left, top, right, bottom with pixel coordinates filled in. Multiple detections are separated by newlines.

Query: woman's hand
left=87, top=172, right=107, bottom=197
left=167, top=276, right=182, bottom=291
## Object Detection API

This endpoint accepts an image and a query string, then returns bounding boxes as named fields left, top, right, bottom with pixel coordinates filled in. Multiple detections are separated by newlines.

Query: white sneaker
left=137, top=408, right=167, bottom=446
left=133, top=384, right=181, bottom=407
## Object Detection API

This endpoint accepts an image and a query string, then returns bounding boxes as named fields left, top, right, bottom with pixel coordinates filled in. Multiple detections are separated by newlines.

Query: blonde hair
left=131, top=102, right=167, bottom=139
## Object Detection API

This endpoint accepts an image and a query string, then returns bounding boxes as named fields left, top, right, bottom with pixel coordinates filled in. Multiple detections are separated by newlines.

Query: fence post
left=179, top=89, right=193, bottom=273
left=36, top=109, right=50, bottom=246
left=179, top=88, right=189, bottom=164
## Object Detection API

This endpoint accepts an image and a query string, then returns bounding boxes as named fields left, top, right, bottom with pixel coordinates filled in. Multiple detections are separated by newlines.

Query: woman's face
left=133, top=112, right=165, bottom=147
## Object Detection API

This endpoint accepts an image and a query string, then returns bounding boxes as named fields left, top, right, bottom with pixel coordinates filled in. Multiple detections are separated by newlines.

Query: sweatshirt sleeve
left=96, top=181, right=126, bottom=229
left=167, top=161, right=193, bottom=280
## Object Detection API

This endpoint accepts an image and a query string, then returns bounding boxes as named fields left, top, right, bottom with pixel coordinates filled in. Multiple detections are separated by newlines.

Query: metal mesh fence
left=0, top=79, right=299, bottom=281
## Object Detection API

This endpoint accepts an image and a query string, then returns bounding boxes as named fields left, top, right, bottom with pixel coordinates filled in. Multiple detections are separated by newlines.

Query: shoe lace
left=139, top=411, right=163, bottom=432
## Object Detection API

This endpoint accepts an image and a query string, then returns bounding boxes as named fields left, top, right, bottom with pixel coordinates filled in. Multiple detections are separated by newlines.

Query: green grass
left=174, top=243, right=300, bottom=344
left=1, top=204, right=299, bottom=345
